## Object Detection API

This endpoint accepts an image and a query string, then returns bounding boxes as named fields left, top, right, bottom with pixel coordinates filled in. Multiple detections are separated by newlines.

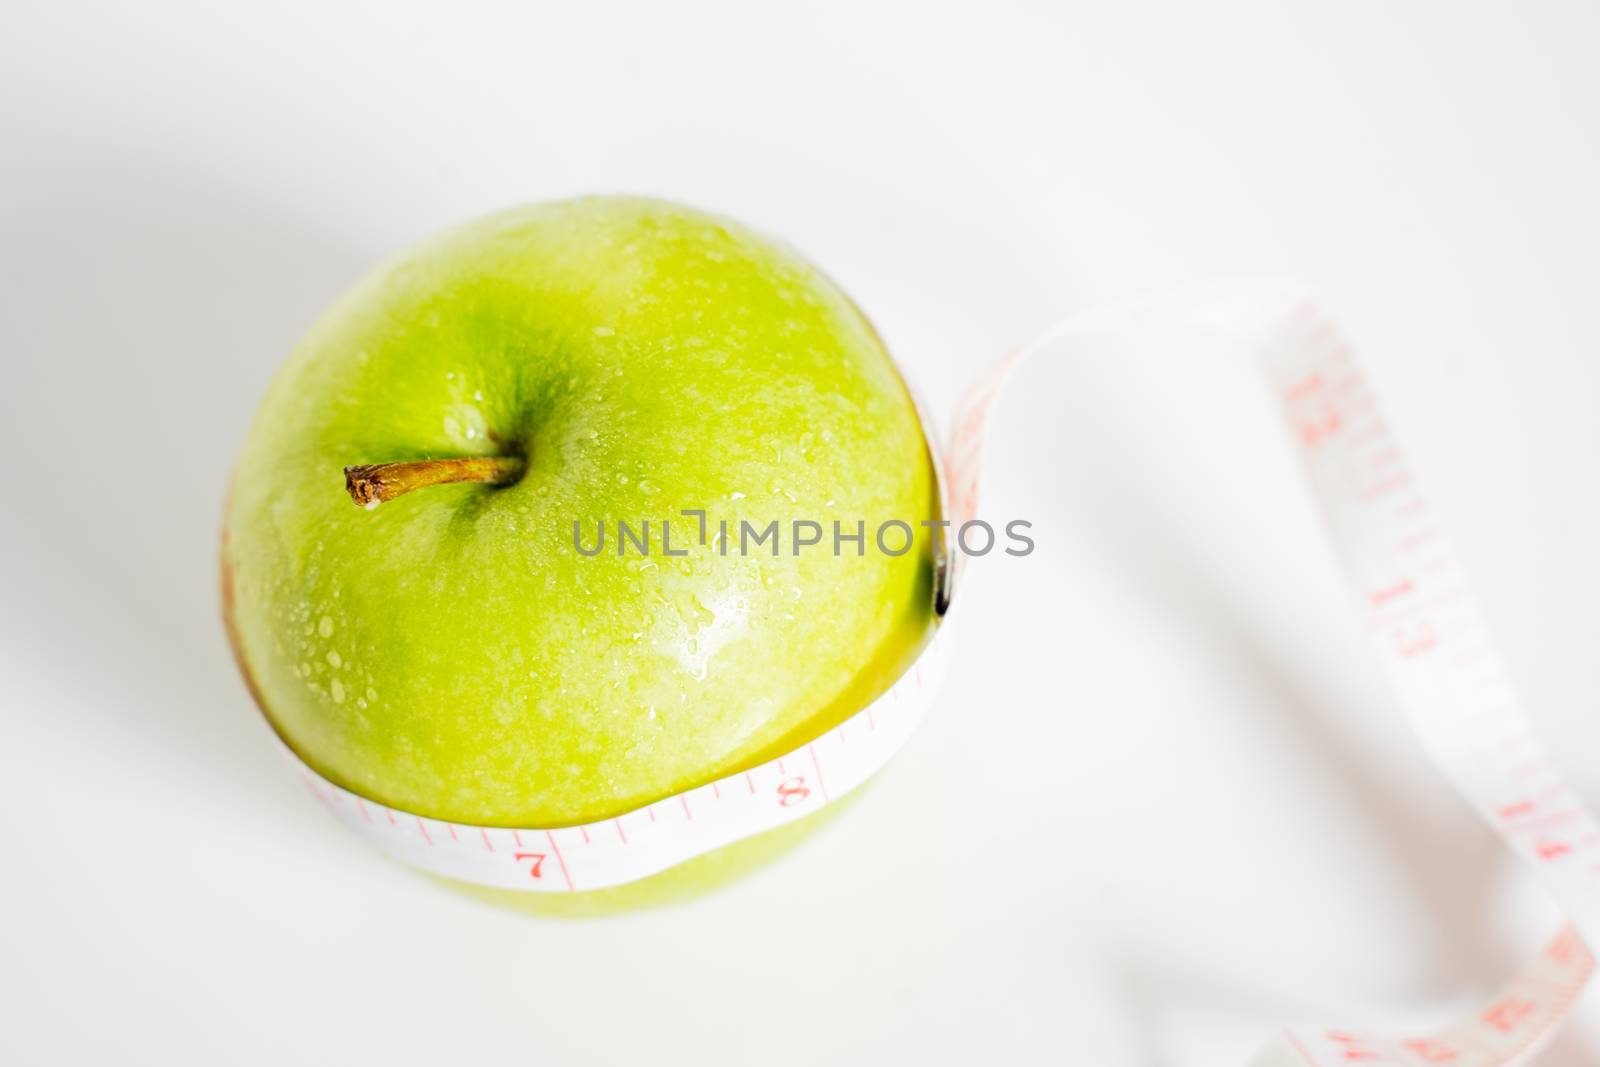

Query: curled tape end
left=272, top=282, right=1599, bottom=1064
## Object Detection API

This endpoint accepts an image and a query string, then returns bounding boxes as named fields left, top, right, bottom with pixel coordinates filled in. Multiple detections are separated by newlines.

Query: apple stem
left=343, top=456, right=526, bottom=508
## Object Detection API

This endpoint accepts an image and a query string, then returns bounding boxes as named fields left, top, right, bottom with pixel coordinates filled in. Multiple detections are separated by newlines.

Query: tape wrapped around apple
left=222, top=197, right=941, bottom=902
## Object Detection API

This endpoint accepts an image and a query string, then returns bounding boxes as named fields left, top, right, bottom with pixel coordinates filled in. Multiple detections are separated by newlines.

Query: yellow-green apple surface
left=223, top=196, right=936, bottom=847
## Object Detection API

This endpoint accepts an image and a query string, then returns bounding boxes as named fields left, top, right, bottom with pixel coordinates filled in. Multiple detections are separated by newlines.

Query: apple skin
left=224, top=196, right=935, bottom=828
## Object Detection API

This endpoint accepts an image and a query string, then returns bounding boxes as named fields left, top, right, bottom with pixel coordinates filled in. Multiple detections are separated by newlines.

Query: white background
left=3, top=2, right=1599, bottom=1064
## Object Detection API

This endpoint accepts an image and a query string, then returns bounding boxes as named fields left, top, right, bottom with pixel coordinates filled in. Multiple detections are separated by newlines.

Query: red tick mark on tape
left=615, top=819, right=627, bottom=844
left=415, top=817, right=432, bottom=846
left=1280, top=1029, right=1318, bottom=1067
left=1401, top=1037, right=1458, bottom=1062
left=808, top=744, right=831, bottom=803
left=1481, top=996, right=1536, bottom=1033
left=1547, top=928, right=1589, bottom=965
left=1324, top=1031, right=1383, bottom=1061
left=480, top=828, right=494, bottom=852
left=546, top=830, right=575, bottom=892
left=1536, top=840, right=1573, bottom=861
left=1370, top=579, right=1414, bottom=606
left=302, top=778, right=333, bottom=810
left=1283, top=373, right=1323, bottom=402
left=680, top=796, right=693, bottom=821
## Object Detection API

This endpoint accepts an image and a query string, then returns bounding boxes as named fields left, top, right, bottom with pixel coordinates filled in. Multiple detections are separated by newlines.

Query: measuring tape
left=275, top=281, right=1598, bottom=1065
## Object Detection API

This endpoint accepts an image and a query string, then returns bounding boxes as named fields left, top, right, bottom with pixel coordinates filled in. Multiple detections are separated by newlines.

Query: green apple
left=223, top=196, right=936, bottom=837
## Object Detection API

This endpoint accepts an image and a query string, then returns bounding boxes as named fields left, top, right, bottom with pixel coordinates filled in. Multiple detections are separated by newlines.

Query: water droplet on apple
left=330, top=679, right=346, bottom=704
left=318, top=616, right=335, bottom=638
left=672, top=590, right=716, bottom=635
left=326, top=650, right=342, bottom=669
left=592, top=325, right=615, bottom=337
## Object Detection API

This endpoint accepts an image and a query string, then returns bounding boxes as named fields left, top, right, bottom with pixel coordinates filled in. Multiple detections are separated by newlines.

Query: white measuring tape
left=275, top=281, right=1598, bottom=1065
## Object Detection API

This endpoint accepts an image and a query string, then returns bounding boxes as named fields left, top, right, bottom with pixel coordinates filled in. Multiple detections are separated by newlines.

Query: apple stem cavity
left=343, top=456, right=526, bottom=508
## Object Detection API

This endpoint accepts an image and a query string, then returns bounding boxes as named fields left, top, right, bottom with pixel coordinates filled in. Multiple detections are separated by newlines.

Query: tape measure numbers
left=270, top=282, right=1599, bottom=1065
